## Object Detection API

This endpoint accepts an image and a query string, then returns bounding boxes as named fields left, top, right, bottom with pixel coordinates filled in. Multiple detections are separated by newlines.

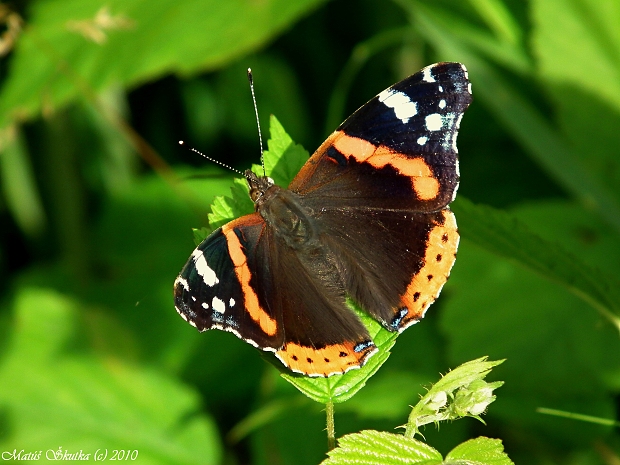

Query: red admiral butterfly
left=174, top=62, right=472, bottom=377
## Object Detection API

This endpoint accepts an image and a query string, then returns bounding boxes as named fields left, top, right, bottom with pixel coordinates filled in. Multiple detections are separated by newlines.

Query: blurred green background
left=0, top=0, right=619, bottom=463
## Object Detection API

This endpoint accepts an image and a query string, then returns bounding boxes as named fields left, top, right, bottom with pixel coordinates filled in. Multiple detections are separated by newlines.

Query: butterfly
left=174, top=62, right=472, bottom=377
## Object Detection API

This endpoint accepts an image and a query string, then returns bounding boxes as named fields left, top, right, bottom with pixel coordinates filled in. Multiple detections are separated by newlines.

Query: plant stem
left=326, top=400, right=335, bottom=451
left=537, top=408, right=620, bottom=427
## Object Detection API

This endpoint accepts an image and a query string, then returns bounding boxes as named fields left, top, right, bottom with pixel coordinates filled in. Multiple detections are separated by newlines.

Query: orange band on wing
left=332, top=132, right=376, bottom=160
left=222, top=223, right=278, bottom=337
left=398, top=209, right=459, bottom=327
left=332, top=132, right=440, bottom=200
left=276, top=340, right=376, bottom=377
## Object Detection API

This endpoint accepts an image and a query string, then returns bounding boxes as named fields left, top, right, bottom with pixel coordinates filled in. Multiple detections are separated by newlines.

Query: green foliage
left=451, top=197, right=620, bottom=330
left=1, top=0, right=619, bottom=463
left=257, top=115, right=310, bottom=187
left=444, top=437, right=513, bottom=465
left=0, top=0, right=327, bottom=128
left=0, top=287, right=221, bottom=464
left=323, top=431, right=443, bottom=465
left=323, top=359, right=510, bottom=465
left=323, top=433, right=512, bottom=465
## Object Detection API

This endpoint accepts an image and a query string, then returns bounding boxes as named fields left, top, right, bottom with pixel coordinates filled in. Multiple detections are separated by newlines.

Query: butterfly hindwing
left=317, top=206, right=459, bottom=331
left=263, top=223, right=377, bottom=376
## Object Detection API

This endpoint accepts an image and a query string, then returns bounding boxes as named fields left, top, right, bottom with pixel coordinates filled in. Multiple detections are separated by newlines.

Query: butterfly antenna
left=178, top=141, right=244, bottom=175
left=247, top=68, right=265, bottom=177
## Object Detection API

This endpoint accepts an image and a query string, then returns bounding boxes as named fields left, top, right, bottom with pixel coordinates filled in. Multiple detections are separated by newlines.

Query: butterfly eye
left=249, top=188, right=263, bottom=203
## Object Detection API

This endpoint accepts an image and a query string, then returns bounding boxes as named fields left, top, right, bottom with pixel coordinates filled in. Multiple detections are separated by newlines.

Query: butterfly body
left=174, top=62, right=472, bottom=377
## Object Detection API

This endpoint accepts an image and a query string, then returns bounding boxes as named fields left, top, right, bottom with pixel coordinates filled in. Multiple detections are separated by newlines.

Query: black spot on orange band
left=276, top=340, right=376, bottom=377
left=396, top=209, right=459, bottom=330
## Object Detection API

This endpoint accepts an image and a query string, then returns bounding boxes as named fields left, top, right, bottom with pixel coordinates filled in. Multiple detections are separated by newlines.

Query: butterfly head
left=245, top=169, right=276, bottom=206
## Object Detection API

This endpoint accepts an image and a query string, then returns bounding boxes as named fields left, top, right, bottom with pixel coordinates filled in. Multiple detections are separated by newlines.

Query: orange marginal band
left=399, top=209, right=459, bottom=324
left=276, top=340, right=376, bottom=377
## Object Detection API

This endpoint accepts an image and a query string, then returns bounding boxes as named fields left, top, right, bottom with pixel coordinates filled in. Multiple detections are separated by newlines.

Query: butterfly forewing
left=341, top=62, right=471, bottom=155
left=289, top=63, right=471, bottom=211
left=174, top=214, right=284, bottom=350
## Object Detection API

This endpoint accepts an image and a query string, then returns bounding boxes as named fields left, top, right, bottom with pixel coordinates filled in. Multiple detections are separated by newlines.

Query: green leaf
left=409, top=3, right=620, bottom=231
left=0, top=287, right=222, bottom=464
left=322, top=430, right=443, bottom=465
left=398, top=1, right=531, bottom=74
left=445, top=437, right=514, bottom=465
left=452, top=197, right=620, bottom=329
left=0, top=0, right=327, bottom=128
left=467, top=0, right=522, bottom=46
left=531, top=0, right=620, bottom=112
left=0, top=126, right=46, bottom=238
left=258, top=114, right=309, bottom=187
left=207, top=177, right=253, bottom=231
left=206, top=115, right=308, bottom=231
left=531, top=0, right=620, bottom=215
left=192, top=227, right=210, bottom=246
left=323, top=432, right=514, bottom=465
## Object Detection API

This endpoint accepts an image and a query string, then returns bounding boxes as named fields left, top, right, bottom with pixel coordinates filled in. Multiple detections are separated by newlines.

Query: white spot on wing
left=451, top=133, right=458, bottom=152
left=229, top=298, right=235, bottom=307
left=451, top=176, right=460, bottom=202
left=425, top=113, right=443, bottom=131
left=243, top=336, right=260, bottom=348
left=438, top=85, right=444, bottom=92
left=201, top=302, right=209, bottom=309
left=378, top=88, right=418, bottom=123
left=455, top=114, right=464, bottom=129
left=192, top=249, right=219, bottom=286
left=422, top=65, right=436, bottom=83
left=212, top=296, right=225, bottom=313
left=438, top=112, right=458, bottom=152
left=439, top=99, right=446, bottom=109
left=417, top=136, right=428, bottom=145
left=461, top=63, right=469, bottom=79
left=175, top=277, right=190, bottom=292
left=216, top=324, right=260, bottom=348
